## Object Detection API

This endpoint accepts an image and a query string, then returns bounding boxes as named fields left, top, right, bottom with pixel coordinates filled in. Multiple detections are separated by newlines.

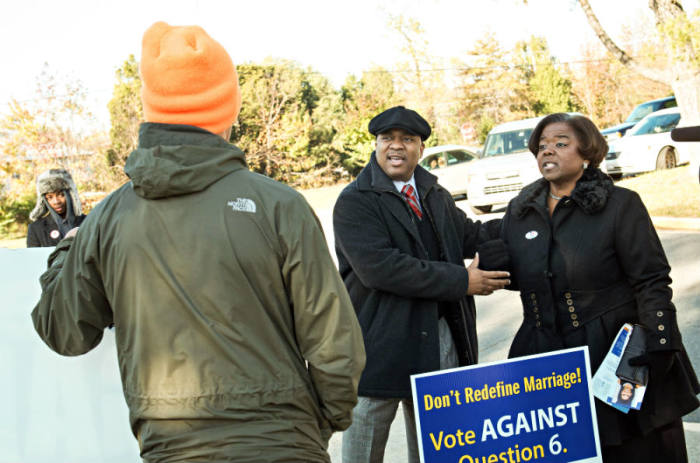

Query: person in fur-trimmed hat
left=26, top=168, right=85, bottom=247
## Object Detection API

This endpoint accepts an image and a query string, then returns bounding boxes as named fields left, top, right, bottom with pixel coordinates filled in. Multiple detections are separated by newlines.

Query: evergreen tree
left=514, top=37, right=578, bottom=115
left=106, top=55, right=143, bottom=171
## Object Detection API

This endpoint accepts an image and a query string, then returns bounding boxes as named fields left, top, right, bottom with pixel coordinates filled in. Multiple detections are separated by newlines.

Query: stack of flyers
left=591, top=323, right=647, bottom=413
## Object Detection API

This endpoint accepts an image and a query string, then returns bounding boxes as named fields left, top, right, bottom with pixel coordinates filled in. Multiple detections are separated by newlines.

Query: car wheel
left=655, top=147, right=677, bottom=170
left=471, top=205, right=493, bottom=214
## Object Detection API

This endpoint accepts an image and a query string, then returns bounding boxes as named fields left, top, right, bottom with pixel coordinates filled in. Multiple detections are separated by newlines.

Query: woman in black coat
left=500, top=113, right=699, bottom=461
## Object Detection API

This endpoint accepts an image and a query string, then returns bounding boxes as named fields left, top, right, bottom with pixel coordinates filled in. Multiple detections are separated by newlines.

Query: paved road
left=319, top=204, right=700, bottom=462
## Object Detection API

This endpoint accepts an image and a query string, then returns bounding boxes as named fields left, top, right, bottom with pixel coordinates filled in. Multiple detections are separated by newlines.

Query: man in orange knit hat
left=31, top=22, right=365, bottom=463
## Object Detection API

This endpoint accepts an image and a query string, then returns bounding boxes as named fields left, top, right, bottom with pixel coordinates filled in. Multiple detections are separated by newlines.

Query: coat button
left=530, top=293, right=536, bottom=300
left=564, top=292, right=572, bottom=299
left=658, top=324, right=665, bottom=331
left=421, top=331, right=428, bottom=337
left=660, top=338, right=667, bottom=345
left=657, top=311, right=663, bottom=317
left=571, top=314, right=578, bottom=320
left=572, top=321, right=580, bottom=328
left=535, top=313, right=540, bottom=319
left=568, top=306, right=575, bottom=313
left=536, top=321, right=542, bottom=327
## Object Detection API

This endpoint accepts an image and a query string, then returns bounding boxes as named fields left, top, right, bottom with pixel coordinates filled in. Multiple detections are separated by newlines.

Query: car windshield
left=626, top=102, right=658, bottom=123
left=482, top=129, right=533, bottom=157
left=629, top=113, right=680, bottom=136
left=446, top=150, right=475, bottom=164
left=419, top=153, right=445, bottom=170
left=420, top=149, right=475, bottom=170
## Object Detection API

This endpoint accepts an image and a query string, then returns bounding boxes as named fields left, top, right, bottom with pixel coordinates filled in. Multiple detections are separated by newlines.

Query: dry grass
left=298, top=182, right=349, bottom=211
left=617, top=165, right=700, bottom=217
left=3, top=167, right=697, bottom=249
left=0, top=238, right=26, bottom=249
left=297, top=167, right=700, bottom=219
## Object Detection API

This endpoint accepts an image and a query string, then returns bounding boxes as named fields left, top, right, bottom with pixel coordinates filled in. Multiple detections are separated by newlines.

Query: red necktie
left=401, top=184, right=423, bottom=219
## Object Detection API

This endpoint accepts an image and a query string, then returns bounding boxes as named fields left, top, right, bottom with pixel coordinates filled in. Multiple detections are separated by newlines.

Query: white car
left=464, top=116, right=545, bottom=213
left=606, top=107, right=694, bottom=178
left=418, top=145, right=479, bottom=200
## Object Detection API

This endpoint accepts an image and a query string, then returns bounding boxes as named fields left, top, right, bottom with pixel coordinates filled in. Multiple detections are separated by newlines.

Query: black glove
left=616, top=324, right=648, bottom=385
left=628, top=351, right=675, bottom=384
left=476, top=239, right=510, bottom=271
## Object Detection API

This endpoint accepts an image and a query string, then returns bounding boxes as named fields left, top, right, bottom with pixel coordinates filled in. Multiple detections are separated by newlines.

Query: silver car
left=606, top=107, right=693, bottom=179
left=418, top=145, right=480, bottom=200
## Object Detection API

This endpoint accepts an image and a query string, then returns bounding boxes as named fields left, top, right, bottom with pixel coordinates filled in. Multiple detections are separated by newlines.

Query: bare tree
left=578, top=0, right=700, bottom=124
left=387, top=15, right=457, bottom=144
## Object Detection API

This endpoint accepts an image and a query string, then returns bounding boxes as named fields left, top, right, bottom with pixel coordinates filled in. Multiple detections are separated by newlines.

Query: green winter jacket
left=31, top=123, right=365, bottom=462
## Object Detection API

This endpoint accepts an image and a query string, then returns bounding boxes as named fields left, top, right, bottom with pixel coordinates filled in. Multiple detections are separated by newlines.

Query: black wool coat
left=501, top=167, right=699, bottom=446
left=333, top=154, right=498, bottom=398
left=26, top=214, right=86, bottom=248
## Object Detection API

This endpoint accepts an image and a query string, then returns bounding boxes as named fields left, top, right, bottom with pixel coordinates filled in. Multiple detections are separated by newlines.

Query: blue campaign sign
left=411, top=347, right=601, bottom=463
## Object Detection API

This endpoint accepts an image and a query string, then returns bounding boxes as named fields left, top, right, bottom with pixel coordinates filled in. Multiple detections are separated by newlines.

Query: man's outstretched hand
left=467, top=253, right=510, bottom=296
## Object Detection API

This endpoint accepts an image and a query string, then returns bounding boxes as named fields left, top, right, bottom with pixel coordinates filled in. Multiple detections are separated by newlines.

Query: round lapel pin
left=525, top=230, right=538, bottom=240
left=50, top=230, right=60, bottom=239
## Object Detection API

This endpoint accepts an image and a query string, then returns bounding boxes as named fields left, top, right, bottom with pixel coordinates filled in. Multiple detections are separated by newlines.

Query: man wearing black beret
left=333, top=106, right=510, bottom=462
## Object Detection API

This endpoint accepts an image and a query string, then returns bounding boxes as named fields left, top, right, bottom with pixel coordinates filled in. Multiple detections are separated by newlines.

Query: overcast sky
left=2, top=0, right=697, bottom=128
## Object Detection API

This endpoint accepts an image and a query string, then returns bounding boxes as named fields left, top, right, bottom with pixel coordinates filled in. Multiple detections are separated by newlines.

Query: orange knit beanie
left=140, top=22, right=241, bottom=134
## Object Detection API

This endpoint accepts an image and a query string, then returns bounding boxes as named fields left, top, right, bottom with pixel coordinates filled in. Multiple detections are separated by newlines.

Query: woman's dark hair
left=616, top=381, right=636, bottom=406
left=528, top=113, right=608, bottom=168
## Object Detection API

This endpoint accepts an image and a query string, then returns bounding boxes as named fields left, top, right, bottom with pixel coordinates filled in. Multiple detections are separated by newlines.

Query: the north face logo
left=227, top=198, right=257, bottom=213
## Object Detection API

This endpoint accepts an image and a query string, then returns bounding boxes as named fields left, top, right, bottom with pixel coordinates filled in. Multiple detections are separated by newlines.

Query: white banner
left=0, top=248, right=140, bottom=462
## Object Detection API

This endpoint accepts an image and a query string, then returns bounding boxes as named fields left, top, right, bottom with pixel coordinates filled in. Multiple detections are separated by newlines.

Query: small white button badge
left=525, top=230, right=538, bottom=240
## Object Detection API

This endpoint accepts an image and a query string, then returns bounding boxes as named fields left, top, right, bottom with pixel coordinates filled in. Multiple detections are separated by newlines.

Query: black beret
left=368, top=106, right=431, bottom=141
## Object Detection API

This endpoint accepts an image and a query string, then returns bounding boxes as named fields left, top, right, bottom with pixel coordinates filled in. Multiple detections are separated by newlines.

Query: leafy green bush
left=0, top=196, right=35, bottom=239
